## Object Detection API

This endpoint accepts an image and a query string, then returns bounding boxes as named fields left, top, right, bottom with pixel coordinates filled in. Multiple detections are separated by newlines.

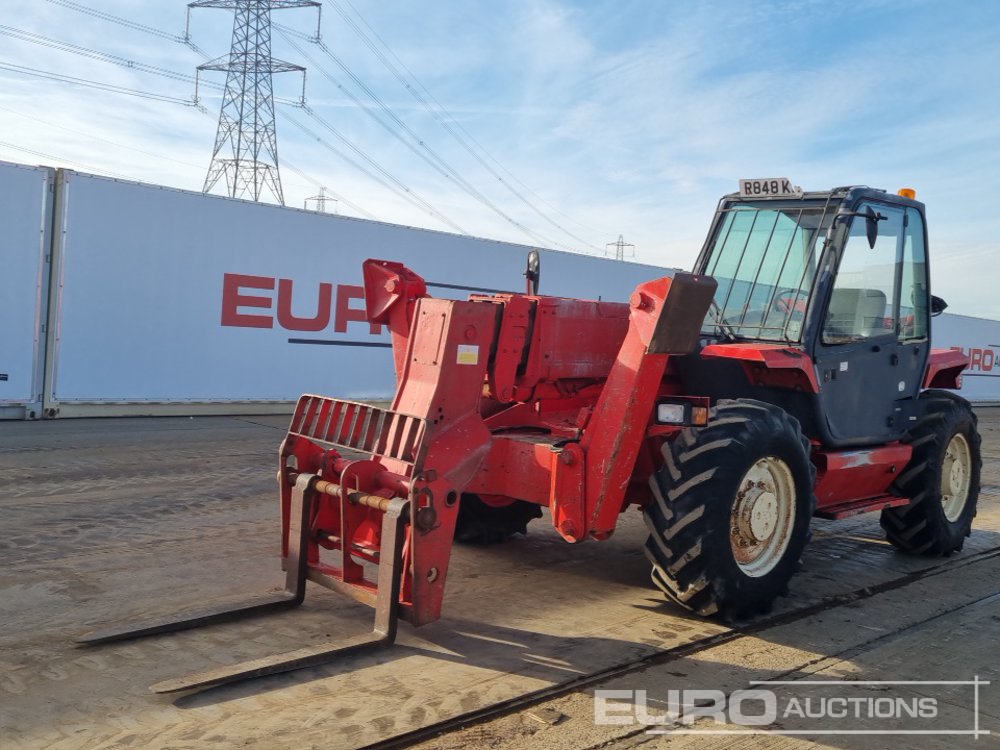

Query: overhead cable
left=0, top=24, right=213, bottom=90
left=277, top=24, right=576, bottom=252
left=283, top=106, right=468, bottom=234
left=0, top=104, right=204, bottom=170
left=0, top=139, right=133, bottom=180
left=283, top=158, right=378, bottom=220
left=0, top=61, right=197, bottom=106
left=328, top=0, right=608, bottom=253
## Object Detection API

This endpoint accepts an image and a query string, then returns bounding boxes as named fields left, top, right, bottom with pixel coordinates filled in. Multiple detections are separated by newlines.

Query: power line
left=44, top=0, right=180, bottom=40
left=44, top=0, right=208, bottom=56
left=0, top=22, right=310, bottom=111
left=286, top=163, right=375, bottom=219
left=327, top=0, right=608, bottom=254
left=190, top=103, right=376, bottom=219
left=0, top=24, right=212, bottom=90
left=0, top=25, right=345, bottom=216
left=0, top=37, right=334, bottom=211
left=0, top=104, right=205, bottom=170
left=0, top=61, right=197, bottom=106
left=0, top=139, right=133, bottom=180
left=21, top=1, right=597, bottom=247
left=283, top=106, right=468, bottom=233
left=0, top=75, right=344, bottom=215
left=298, top=103, right=468, bottom=233
left=277, top=24, right=577, bottom=253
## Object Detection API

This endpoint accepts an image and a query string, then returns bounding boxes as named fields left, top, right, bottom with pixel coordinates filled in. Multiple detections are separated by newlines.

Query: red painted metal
left=923, top=348, right=968, bottom=389
left=362, top=259, right=428, bottom=377
left=464, top=435, right=553, bottom=506
left=550, top=441, right=586, bottom=542
left=580, top=276, right=680, bottom=539
left=387, top=297, right=499, bottom=624
left=278, top=260, right=714, bottom=627
left=274, top=257, right=943, bottom=634
left=482, top=294, right=534, bottom=403
left=700, top=342, right=820, bottom=393
left=812, top=444, right=912, bottom=510
left=471, top=293, right=631, bottom=402
left=814, top=494, right=910, bottom=520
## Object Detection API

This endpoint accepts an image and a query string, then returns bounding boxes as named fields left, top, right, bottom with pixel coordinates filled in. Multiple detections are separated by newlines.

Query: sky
left=1, top=0, right=999, bottom=316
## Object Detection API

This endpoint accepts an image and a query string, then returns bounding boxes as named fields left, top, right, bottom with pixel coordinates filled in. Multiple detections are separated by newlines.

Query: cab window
left=823, top=204, right=904, bottom=344
left=900, top=208, right=929, bottom=341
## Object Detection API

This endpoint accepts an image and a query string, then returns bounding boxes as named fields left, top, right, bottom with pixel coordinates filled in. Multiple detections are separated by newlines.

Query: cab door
left=895, top=207, right=932, bottom=407
left=813, top=203, right=908, bottom=443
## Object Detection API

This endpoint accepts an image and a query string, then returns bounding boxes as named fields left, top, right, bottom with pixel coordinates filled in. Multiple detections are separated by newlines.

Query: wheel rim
left=730, top=457, right=796, bottom=577
left=941, top=432, right=972, bottom=522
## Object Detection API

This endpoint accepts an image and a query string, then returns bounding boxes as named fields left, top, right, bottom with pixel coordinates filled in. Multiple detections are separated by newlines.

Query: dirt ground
left=1, top=410, right=998, bottom=750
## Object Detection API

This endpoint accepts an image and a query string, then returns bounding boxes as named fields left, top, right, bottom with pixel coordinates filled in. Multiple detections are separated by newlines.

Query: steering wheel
left=771, top=288, right=806, bottom=319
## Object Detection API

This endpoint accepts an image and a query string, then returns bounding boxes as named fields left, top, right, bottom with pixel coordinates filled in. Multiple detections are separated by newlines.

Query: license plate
left=738, top=178, right=802, bottom=198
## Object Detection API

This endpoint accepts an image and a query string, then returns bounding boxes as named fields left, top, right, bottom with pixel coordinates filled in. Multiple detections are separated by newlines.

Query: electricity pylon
left=189, top=0, right=319, bottom=205
left=606, top=234, right=635, bottom=261
left=305, top=186, right=337, bottom=213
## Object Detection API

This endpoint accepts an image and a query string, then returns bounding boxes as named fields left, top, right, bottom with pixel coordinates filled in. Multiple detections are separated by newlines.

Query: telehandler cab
left=80, top=182, right=980, bottom=693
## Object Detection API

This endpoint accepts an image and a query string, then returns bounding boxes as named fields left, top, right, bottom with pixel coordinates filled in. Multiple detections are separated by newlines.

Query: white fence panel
left=48, top=172, right=668, bottom=409
left=0, top=161, right=52, bottom=417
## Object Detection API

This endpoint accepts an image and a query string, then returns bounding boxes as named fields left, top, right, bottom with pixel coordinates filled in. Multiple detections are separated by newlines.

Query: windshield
left=701, top=201, right=835, bottom=342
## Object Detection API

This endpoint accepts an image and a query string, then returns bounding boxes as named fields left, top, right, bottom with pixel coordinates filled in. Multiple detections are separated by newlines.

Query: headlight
left=654, top=399, right=710, bottom=427
left=656, top=403, right=687, bottom=424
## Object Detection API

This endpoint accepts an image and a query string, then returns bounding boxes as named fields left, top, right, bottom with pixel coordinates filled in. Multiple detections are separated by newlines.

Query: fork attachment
left=76, top=471, right=410, bottom=694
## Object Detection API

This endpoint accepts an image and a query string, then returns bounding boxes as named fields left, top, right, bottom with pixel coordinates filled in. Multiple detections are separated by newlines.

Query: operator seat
left=824, top=288, right=888, bottom=339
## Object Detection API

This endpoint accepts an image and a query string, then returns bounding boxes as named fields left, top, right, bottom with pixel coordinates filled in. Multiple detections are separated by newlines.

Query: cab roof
left=722, top=185, right=925, bottom=212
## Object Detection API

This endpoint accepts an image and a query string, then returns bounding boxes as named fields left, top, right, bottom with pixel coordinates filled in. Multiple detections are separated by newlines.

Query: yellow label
left=456, top=344, right=479, bottom=365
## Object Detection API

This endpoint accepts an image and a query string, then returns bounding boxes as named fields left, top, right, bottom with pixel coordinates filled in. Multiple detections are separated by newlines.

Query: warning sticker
left=457, top=344, right=479, bottom=365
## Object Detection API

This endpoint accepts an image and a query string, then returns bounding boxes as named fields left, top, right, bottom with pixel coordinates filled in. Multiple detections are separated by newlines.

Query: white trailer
left=933, top=313, right=1000, bottom=405
left=3, top=161, right=1000, bottom=418
left=0, top=161, right=54, bottom=420
left=41, top=170, right=670, bottom=417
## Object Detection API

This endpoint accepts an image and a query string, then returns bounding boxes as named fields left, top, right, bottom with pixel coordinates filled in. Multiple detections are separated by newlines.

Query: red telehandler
left=80, top=183, right=980, bottom=693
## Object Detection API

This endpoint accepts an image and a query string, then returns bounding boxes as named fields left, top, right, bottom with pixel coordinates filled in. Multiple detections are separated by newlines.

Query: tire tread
left=880, top=390, right=981, bottom=555
left=644, top=399, right=816, bottom=621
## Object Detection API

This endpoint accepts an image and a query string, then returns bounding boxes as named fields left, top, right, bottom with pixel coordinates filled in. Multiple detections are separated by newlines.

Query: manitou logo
left=220, top=273, right=383, bottom=334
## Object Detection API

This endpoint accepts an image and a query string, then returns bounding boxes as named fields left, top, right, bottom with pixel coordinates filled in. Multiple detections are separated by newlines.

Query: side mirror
left=930, top=295, right=948, bottom=317
left=837, top=206, right=886, bottom=248
left=525, top=249, right=540, bottom=295
left=865, top=206, right=880, bottom=249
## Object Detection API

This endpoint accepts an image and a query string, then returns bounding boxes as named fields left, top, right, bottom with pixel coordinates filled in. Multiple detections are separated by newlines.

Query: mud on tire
left=880, top=389, right=981, bottom=556
left=644, top=399, right=816, bottom=621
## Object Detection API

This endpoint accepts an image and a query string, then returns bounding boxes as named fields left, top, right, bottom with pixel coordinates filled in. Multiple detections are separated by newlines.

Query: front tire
left=644, top=399, right=816, bottom=621
left=880, top=390, right=981, bottom=555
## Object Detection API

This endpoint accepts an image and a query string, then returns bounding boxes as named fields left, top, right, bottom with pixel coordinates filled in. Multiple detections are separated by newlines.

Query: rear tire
left=880, top=390, right=981, bottom=555
left=454, top=494, right=542, bottom=545
left=644, top=399, right=816, bottom=621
